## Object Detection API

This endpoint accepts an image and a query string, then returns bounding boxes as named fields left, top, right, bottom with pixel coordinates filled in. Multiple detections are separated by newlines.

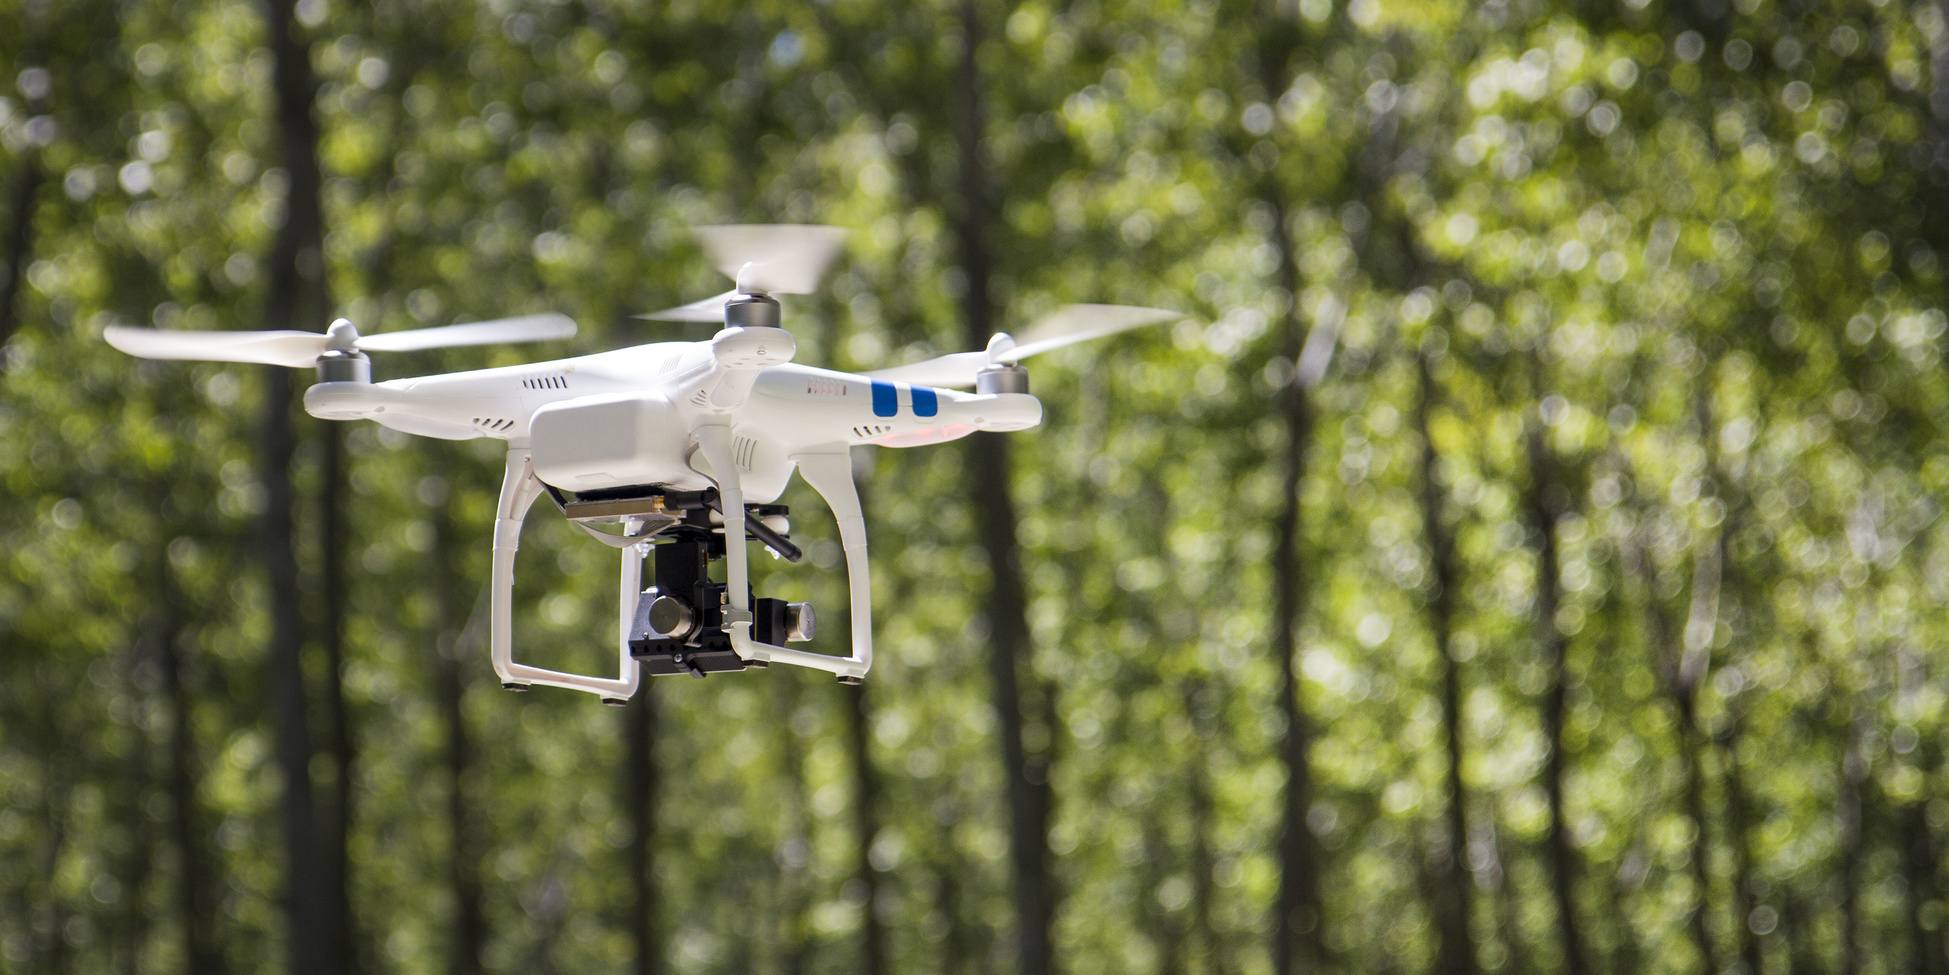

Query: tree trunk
left=1142, top=818, right=1187, bottom=975
left=1602, top=852, right=1643, bottom=975
left=1903, top=800, right=1946, bottom=975
left=114, top=639, right=157, bottom=975
left=1246, top=8, right=1324, bottom=970
left=774, top=675, right=814, bottom=975
left=258, top=360, right=323, bottom=975
left=320, top=423, right=355, bottom=974
left=1783, top=894, right=1820, bottom=975
left=949, top=3, right=1056, bottom=974
left=1624, top=486, right=1718, bottom=975
left=432, top=503, right=485, bottom=975
left=1184, top=677, right=1228, bottom=975
left=1487, top=828, right=1532, bottom=975
left=0, top=145, right=43, bottom=350
left=156, top=552, right=226, bottom=975
left=1522, top=351, right=1588, bottom=975
left=35, top=721, right=71, bottom=975
left=625, top=683, right=658, bottom=975
left=1839, top=713, right=1867, bottom=975
left=1266, top=212, right=1322, bottom=975
left=848, top=683, right=887, bottom=975
left=1720, top=723, right=1764, bottom=975
left=0, top=47, right=46, bottom=350
left=1416, top=350, right=1477, bottom=975
left=931, top=844, right=974, bottom=975
left=260, top=0, right=331, bottom=970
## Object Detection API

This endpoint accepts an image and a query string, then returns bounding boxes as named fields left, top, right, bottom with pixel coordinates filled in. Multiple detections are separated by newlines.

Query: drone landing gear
left=486, top=440, right=873, bottom=702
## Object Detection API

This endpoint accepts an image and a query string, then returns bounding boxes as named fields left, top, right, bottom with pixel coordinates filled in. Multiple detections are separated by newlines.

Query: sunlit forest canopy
left=4, top=0, right=1949, bottom=973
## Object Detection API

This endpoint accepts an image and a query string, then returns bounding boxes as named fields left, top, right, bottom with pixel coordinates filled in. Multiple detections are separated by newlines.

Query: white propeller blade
left=354, top=313, right=576, bottom=351
left=636, top=289, right=738, bottom=323
left=863, top=351, right=992, bottom=388
left=1005, top=304, right=1182, bottom=360
left=865, top=304, right=1182, bottom=388
left=103, top=327, right=332, bottom=368
left=697, top=224, right=847, bottom=295
left=104, top=313, right=578, bottom=367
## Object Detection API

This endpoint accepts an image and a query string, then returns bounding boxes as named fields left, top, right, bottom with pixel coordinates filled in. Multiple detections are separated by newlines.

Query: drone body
left=106, top=226, right=1176, bottom=702
left=304, top=330, right=1042, bottom=500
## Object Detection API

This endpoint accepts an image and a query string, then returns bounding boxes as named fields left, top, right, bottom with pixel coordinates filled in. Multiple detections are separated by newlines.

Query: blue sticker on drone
left=871, top=380, right=898, bottom=417
left=911, top=386, right=938, bottom=417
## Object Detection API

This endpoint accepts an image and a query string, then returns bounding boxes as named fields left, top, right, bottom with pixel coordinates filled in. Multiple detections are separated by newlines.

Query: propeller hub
left=976, top=363, right=1028, bottom=395
left=984, top=331, right=1017, bottom=363
left=316, top=348, right=371, bottom=384
left=724, top=293, right=781, bottom=330
left=325, top=318, right=361, bottom=352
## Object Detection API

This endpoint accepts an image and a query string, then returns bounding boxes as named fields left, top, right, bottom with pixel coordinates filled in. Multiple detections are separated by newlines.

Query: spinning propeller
left=865, top=303, right=1182, bottom=388
left=638, top=225, right=850, bottom=322
left=104, top=314, right=578, bottom=369
left=637, top=224, right=1181, bottom=379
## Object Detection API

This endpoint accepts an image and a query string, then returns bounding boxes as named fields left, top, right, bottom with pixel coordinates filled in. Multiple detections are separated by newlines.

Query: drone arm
left=694, top=426, right=870, bottom=680
left=489, top=447, right=642, bottom=701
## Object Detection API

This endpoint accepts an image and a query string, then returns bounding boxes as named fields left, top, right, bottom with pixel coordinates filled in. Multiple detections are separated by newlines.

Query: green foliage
left=2, top=0, right=1948, bottom=972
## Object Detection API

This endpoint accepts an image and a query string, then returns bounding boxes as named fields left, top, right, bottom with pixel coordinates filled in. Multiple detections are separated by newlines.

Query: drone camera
left=605, top=488, right=811, bottom=678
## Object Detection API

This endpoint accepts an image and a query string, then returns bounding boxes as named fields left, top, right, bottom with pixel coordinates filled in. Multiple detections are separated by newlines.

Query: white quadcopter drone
left=107, top=225, right=1178, bottom=702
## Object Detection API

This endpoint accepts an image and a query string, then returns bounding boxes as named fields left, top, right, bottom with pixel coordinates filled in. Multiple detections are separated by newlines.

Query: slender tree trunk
left=1720, top=723, right=1764, bottom=975
left=1142, top=818, right=1187, bottom=975
left=36, top=696, right=71, bottom=975
left=261, top=0, right=331, bottom=970
left=1245, top=8, right=1324, bottom=970
left=1266, top=255, right=1321, bottom=975
left=1184, top=678, right=1228, bottom=975
left=1674, top=638, right=1718, bottom=974
left=1903, top=800, right=1946, bottom=975
left=1783, top=894, right=1820, bottom=975
left=932, top=846, right=973, bottom=975
left=1928, top=40, right=1949, bottom=974
left=118, top=643, right=158, bottom=975
left=320, top=423, right=355, bottom=973
left=1839, top=713, right=1867, bottom=975
left=0, top=146, right=43, bottom=349
left=1628, top=503, right=1717, bottom=974
left=1416, top=350, right=1477, bottom=975
left=1604, top=853, right=1643, bottom=975
left=1521, top=352, right=1588, bottom=975
left=848, top=683, right=887, bottom=975
left=259, top=359, right=323, bottom=975
left=949, top=4, right=1056, bottom=974
left=432, top=509, right=484, bottom=975
left=625, top=683, right=658, bottom=975
left=772, top=672, right=815, bottom=975
left=1487, top=828, right=1532, bottom=975
left=156, top=553, right=226, bottom=975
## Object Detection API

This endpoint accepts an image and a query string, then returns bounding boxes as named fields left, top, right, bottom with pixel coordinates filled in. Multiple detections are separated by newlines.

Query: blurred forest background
left=4, top=0, right=1949, bottom=972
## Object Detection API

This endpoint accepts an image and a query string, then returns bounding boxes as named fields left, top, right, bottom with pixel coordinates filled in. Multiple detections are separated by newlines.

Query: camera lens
left=646, top=594, right=695, bottom=638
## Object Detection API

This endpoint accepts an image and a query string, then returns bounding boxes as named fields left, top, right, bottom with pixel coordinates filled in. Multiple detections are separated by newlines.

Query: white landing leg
left=693, top=426, right=871, bottom=681
left=489, top=446, right=643, bottom=702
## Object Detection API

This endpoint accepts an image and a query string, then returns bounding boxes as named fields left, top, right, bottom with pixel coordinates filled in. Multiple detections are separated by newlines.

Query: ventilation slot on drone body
left=734, top=436, right=759, bottom=472
left=806, top=378, right=848, bottom=397
left=852, top=424, right=891, bottom=439
left=520, top=374, right=569, bottom=390
left=473, top=417, right=517, bottom=433
left=689, top=389, right=713, bottom=409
